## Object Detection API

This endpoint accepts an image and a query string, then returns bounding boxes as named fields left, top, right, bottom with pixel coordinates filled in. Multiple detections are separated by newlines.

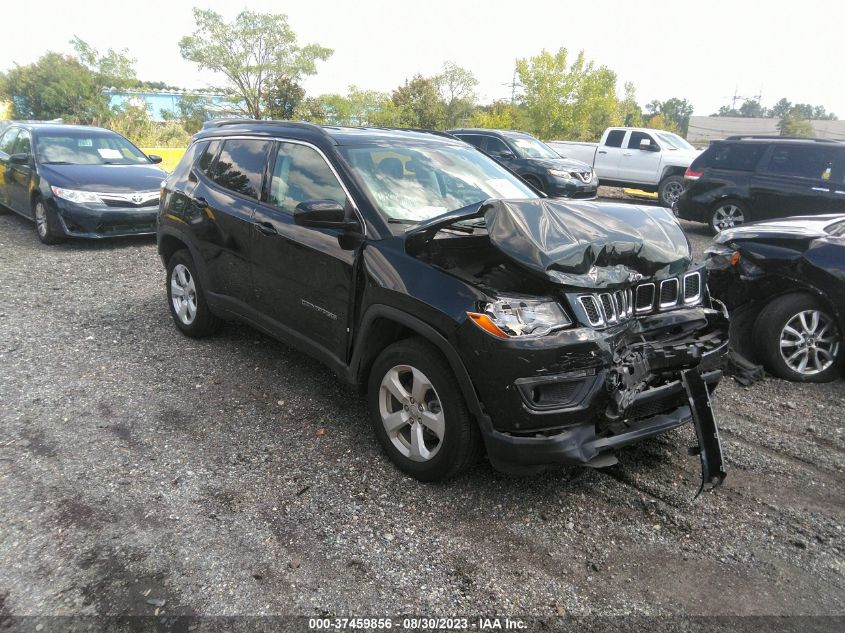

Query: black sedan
left=0, top=123, right=165, bottom=244
left=705, top=214, right=844, bottom=382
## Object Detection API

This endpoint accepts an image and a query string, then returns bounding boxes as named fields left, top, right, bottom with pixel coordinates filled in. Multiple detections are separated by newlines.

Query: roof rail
left=725, top=135, right=841, bottom=143
left=201, top=118, right=332, bottom=138
left=382, top=127, right=460, bottom=140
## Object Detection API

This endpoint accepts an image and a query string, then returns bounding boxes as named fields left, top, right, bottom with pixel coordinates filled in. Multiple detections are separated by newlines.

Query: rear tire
left=166, top=249, right=223, bottom=338
left=753, top=293, right=841, bottom=382
left=709, top=200, right=748, bottom=234
left=34, top=199, right=66, bottom=245
left=367, top=338, right=481, bottom=481
left=658, top=175, right=684, bottom=208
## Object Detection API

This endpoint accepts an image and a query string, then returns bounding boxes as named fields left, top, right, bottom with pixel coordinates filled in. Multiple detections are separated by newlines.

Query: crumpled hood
left=484, top=199, right=692, bottom=288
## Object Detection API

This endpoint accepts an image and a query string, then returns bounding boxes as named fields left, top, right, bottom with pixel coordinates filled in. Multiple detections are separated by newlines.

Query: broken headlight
left=468, top=297, right=572, bottom=339
left=704, top=244, right=764, bottom=277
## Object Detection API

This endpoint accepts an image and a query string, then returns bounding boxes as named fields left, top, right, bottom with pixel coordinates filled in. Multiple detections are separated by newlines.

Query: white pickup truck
left=548, top=127, right=701, bottom=207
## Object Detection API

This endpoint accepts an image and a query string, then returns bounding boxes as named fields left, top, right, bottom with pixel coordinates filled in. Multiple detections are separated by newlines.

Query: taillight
left=684, top=167, right=703, bottom=180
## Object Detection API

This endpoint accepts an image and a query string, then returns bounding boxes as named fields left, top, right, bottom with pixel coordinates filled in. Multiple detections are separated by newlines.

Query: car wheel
left=367, top=338, right=482, bottom=481
left=754, top=293, right=842, bottom=382
left=658, top=175, right=684, bottom=208
left=166, top=249, right=223, bottom=338
left=34, top=199, right=66, bottom=245
left=709, top=200, right=748, bottom=234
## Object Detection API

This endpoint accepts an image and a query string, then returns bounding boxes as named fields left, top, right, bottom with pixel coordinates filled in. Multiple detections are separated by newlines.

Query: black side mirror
left=9, top=153, right=30, bottom=165
left=147, top=154, right=163, bottom=164
left=494, top=151, right=515, bottom=160
left=639, top=139, right=659, bottom=152
left=294, top=200, right=358, bottom=231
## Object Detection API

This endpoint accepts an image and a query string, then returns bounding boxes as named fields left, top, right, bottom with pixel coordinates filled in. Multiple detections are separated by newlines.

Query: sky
left=1, top=0, right=842, bottom=117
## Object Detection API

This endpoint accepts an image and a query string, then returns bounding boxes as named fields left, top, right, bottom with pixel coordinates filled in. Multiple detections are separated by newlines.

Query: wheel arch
left=350, top=305, right=489, bottom=427
left=157, top=228, right=214, bottom=297
left=660, top=166, right=687, bottom=181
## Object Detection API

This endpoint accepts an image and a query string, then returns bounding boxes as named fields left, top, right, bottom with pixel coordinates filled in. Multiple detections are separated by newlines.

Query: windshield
left=36, top=133, right=151, bottom=165
left=509, top=136, right=560, bottom=159
left=340, top=143, right=536, bottom=222
left=655, top=132, right=694, bottom=151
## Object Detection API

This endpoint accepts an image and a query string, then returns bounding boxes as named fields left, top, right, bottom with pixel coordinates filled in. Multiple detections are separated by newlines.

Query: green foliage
left=108, top=103, right=190, bottom=147
left=2, top=52, right=107, bottom=123
left=266, top=77, right=305, bottom=120
left=645, top=97, right=693, bottom=134
left=515, top=48, right=620, bottom=141
left=777, top=114, right=815, bottom=137
left=391, top=75, right=444, bottom=129
left=619, top=82, right=643, bottom=127
left=469, top=100, right=521, bottom=130
left=714, top=97, right=836, bottom=121
left=179, top=8, right=333, bottom=119
left=71, top=36, right=136, bottom=89
left=436, top=61, right=478, bottom=128
left=161, top=94, right=207, bottom=134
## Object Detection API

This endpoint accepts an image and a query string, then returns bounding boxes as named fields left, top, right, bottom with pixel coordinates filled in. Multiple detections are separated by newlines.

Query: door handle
left=622, top=152, right=632, bottom=156
left=598, top=150, right=607, bottom=155
left=254, top=221, right=278, bottom=236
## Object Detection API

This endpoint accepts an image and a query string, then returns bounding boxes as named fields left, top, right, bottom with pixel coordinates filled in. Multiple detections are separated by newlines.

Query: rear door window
left=268, top=141, right=347, bottom=213
left=764, top=145, right=837, bottom=180
left=604, top=130, right=625, bottom=148
left=209, top=139, right=270, bottom=199
left=457, top=135, right=485, bottom=149
left=696, top=143, right=766, bottom=171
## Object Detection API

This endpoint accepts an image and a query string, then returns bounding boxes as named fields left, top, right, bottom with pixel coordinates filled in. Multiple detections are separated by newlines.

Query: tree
left=179, top=8, right=333, bottom=119
left=645, top=97, right=693, bottom=134
left=71, top=36, right=136, bottom=89
left=515, top=48, right=620, bottom=141
left=619, top=82, right=642, bottom=127
left=435, top=62, right=478, bottom=128
left=738, top=99, right=766, bottom=118
left=162, top=94, right=207, bottom=134
left=266, top=77, right=304, bottom=120
left=778, top=114, right=814, bottom=137
left=2, top=52, right=107, bottom=123
left=391, top=75, right=443, bottom=129
left=470, top=100, right=520, bottom=130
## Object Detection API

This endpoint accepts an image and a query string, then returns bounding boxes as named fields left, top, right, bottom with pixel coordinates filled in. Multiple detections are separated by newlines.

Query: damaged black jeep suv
left=158, top=121, right=729, bottom=484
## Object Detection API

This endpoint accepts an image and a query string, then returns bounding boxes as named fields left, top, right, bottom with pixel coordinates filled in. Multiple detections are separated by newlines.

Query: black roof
left=448, top=128, right=536, bottom=139
left=722, top=135, right=844, bottom=145
left=198, top=119, right=464, bottom=146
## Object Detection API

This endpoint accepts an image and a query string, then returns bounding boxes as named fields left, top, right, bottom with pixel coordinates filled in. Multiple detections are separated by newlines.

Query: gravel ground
left=0, top=195, right=843, bottom=626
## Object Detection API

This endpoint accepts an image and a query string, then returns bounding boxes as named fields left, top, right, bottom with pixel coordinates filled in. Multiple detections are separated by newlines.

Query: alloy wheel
left=35, top=202, right=47, bottom=238
left=779, top=310, right=840, bottom=375
left=170, top=264, right=198, bottom=325
left=712, top=204, right=745, bottom=231
left=663, top=181, right=684, bottom=206
left=378, top=364, right=445, bottom=462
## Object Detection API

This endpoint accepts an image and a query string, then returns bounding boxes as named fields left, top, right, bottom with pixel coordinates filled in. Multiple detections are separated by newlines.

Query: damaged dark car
left=158, top=121, right=728, bottom=487
left=706, top=214, right=844, bottom=382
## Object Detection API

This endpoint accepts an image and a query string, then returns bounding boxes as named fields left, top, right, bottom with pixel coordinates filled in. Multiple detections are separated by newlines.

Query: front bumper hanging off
left=682, top=368, right=727, bottom=495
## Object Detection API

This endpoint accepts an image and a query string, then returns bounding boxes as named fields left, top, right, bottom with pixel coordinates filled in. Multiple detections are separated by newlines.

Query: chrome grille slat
left=683, top=272, right=702, bottom=304
left=635, top=283, right=655, bottom=313
left=659, top=279, right=679, bottom=308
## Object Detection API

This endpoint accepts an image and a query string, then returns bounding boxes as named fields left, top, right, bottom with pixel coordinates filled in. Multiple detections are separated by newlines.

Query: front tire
left=658, top=175, right=684, bottom=208
left=166, top=249, right=222, bottom=338
left=754, top=293, right=841, bottom=382
left=367, top=338, right=481, bottom=481
left=522, top=174, right=545, bottom=194
left=34, top=199, right=66, bottom=245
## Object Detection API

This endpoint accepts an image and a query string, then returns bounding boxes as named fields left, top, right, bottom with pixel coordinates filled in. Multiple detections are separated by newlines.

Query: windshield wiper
left=42, top=161, right=74, bottom=165
left=388, top=218, right=418, bottom=225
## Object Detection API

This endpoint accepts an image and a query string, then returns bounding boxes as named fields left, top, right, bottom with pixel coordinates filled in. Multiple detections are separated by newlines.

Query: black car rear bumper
left=54, top=199, right=157, bottom=238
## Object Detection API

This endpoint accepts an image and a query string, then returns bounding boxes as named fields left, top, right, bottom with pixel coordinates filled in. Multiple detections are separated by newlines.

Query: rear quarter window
left=694, top=143, right=765, bottom=172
